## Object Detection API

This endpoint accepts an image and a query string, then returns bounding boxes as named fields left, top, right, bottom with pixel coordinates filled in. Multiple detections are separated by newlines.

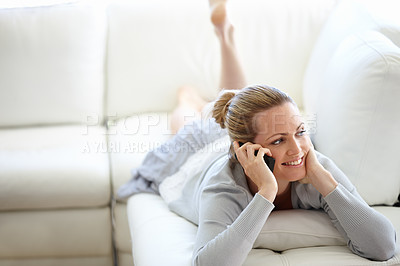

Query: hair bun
left=212, top=90, right=236, bottom=128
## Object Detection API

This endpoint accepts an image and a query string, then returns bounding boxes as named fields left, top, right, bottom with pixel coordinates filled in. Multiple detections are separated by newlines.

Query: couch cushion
left=276, top=244, right=400, bottom=266
left=303, top=0, right=400, bottom=115
left=127, top=193, right=400, bottom=266
left=0, top=126, right=110, bottom=210
left=114, top=203, right=132, bottom=255
left=254, top=209, right=346, bottom=251
left=127, top=193, right=197, bottom=266
left=312, top=30, right=400, bottom=206
left=0, top=257, right=113, bottom=266
left=0, top=3, right=106, bottom=127
left=0, top=207, right=112, bottom=259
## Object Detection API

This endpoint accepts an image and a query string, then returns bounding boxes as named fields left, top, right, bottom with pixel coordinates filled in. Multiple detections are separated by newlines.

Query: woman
left=119, top=1, right=397, bottom=265
left=189, top=84, right=396, bottom=265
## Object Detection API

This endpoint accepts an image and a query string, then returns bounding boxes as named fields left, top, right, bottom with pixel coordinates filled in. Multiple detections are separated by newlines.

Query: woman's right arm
left=192, top=142, right=277, bottom=266
left=192, top=184, right=274, bottom=266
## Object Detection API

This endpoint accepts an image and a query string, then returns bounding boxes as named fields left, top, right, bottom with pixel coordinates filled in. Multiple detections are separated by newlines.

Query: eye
left=272, top=138, right=283, bottom=145
left=297, top=130, right=307, bottom=136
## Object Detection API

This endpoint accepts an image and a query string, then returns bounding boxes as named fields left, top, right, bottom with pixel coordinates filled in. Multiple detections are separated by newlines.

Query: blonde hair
left=212, top=85, right=295, bottom=159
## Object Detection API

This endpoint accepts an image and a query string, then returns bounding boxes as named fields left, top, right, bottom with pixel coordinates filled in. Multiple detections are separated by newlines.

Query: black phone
left=237, top=142, right=275, bottom=172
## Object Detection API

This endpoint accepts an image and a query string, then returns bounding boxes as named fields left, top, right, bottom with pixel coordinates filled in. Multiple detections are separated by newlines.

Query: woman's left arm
left=304, top=147, right=397, bottom=261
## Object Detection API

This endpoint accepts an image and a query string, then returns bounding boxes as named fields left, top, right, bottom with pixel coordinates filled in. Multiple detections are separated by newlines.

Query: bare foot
left=209, top=1, right=234, bottom=42
left=210, top=1, right=227, bottom=27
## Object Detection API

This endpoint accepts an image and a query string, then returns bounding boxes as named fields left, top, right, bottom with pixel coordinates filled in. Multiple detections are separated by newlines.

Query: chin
left=276, top=167, right=306, bottom=182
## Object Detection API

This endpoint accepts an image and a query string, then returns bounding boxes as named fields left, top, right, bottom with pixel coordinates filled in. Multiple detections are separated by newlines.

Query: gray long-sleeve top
left=167, top=152, right=396, bottom=266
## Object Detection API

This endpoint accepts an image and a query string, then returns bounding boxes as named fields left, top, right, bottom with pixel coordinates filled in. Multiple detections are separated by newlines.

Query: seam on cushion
left=259, top=230, right=344, bottom=239
left=279, top=253, right=290, bottom=266
left=353, top=33, right=389, bottom=191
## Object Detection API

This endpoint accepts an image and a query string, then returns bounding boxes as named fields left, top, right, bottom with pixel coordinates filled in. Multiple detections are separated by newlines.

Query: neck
left=276, top=179, right=291, bottom=195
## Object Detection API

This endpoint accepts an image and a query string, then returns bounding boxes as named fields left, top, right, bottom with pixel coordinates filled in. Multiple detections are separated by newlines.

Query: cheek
left=270, top=138, right=310, bottom=159
left=270, top=149, right=287, bottom=166
left=302, top=136, right=312, bottom=152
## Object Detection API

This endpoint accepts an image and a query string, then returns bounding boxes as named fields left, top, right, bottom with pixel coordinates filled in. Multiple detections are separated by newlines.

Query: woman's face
left=253, top=102, right=312, bottom=182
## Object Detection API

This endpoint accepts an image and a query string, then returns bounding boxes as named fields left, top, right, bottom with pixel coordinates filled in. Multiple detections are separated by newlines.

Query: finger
left=232, top=141, right=239, bottom=152
left=246, top=144, right=254, bottom=158
left=234, top=141, right=248, bottom=162
left=308, top=145, right=316, bottom=157
left=259, top=147, right=273, bottom=157
left=247, top=143, right=263, bottom=158
left=307, top=136, right=314, bottom=149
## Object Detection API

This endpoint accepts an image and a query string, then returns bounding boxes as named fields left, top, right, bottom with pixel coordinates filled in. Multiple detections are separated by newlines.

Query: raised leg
left=170, top=1, right=247, bottom=133
left=210, top=1, right=247, bottom=91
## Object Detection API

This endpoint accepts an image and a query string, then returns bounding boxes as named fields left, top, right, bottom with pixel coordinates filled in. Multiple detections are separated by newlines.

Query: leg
left=170, top=85, right=207, bottom=134
left=170, top=1, right=247, bottom=133
left=210, top=1, right=247, bottom=91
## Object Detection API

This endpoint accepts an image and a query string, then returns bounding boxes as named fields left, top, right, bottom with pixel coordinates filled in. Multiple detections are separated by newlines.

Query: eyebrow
left=266, top=122, right=305, bottom=141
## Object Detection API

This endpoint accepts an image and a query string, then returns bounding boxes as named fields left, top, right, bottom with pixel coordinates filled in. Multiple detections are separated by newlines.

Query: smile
left=282, top=157, right=304, bottom=166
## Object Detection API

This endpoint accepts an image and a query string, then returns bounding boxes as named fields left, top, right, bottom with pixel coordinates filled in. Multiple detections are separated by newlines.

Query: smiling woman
left=122, top=82, right=396, bottom=266
left=215, top=88, right=340, bottom=201
left=164, top=83, right=394, bottom=266
left=117, top=0, right=397, bottom=265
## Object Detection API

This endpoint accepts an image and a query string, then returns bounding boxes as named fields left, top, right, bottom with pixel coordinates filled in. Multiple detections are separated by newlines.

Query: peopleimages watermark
left=82, top=112, right=175, bottom=136
left=80, top=112, right=317, bottom=153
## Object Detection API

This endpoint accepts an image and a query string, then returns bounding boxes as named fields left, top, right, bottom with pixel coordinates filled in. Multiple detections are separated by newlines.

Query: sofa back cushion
left=303, top=0, right=400, bottom=115
left=303, top=0, right=400, bottom=206
left=0, top=3, right=106, bottom=127
left=106, top=0, right=335, bottom=118
left=313, top=31, right=400, bottom=206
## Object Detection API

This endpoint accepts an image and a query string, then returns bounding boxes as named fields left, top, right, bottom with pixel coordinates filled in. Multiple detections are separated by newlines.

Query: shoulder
left=202, top=156, right=249, bottom=193
left=199, top=156, right=252, bottom=208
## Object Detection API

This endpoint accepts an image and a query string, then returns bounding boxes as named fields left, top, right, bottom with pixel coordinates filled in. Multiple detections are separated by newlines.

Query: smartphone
left=237, top=142, right=275, bottom=172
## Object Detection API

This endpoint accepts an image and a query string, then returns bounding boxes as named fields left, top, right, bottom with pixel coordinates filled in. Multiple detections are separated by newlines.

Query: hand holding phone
left=237, top=142, right=275, bottom=172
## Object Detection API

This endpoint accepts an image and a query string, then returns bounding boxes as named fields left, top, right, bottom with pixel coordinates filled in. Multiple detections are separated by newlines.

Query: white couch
left=0, top=0, right=399, bottom=266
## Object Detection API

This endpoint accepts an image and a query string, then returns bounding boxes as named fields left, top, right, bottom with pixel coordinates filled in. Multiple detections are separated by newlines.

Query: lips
left=282, top=157, right=304, bottom=166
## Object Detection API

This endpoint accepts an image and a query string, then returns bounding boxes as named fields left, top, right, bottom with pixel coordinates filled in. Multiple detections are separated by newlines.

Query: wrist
left=309, top=169, right=338, bottom=197
left=307, top=163, right=327, bottom=180
left=258, top=186, right=278, bottom=203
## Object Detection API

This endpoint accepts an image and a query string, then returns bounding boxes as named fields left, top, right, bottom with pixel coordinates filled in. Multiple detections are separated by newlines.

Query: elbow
left=192, top=249, right=209, bottom=266
left=376, top=237, right=397, bottom=261
left=192, top=254, right=215, bottom=266
left=192, top=249, right=238, bottom=266
left=350, top=231, right=397, bottom=261
left=192, top=250, right=200, bottom=266
left=366, top=232, right=397, bottom=261
left=375, top=231, right=397, bottom=261
left=192, top=246, right=210, bottom=266
left=192, top=252, right=203, bottom=266
left=371, top=244, right=396, bottom=261
left=353, top=244, right=396, bottom=262
left=192, top=257, right=199, bottom=266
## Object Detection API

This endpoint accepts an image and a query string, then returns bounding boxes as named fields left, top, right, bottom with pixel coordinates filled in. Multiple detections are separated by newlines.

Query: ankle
left=215, top=23, right=235, bottom=46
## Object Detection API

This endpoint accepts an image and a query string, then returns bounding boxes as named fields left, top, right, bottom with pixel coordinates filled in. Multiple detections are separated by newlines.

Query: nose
left=287, top=137, right=302, bottom=156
